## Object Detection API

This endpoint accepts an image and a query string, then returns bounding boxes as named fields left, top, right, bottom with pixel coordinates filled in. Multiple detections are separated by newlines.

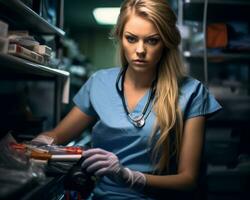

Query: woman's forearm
left=41, top=107, right=95, bottom=145
left=144, top=172, right=197, bottom=191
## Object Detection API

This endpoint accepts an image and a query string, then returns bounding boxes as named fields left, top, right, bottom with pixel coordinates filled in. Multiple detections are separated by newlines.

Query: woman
left=33, top=0, right=221, bottom=199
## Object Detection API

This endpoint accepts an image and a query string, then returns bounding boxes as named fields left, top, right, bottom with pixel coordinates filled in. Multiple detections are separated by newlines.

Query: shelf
left=19, top=176, right=65, bottom=200
left=0, top=0, right=65, bottom=37
left=0, top=53, right=69, bottom=79
left=183, top=1, right=250, bottom=21
left=184, top=51, right=250, bottom=62
left=184, top=0, right=250, bottom=5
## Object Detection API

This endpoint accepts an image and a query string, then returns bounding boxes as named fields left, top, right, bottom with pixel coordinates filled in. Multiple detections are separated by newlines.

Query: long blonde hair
left=112, top=0, right=186, bottom=173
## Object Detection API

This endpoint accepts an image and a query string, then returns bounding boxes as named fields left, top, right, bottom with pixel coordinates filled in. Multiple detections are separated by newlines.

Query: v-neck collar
left=117, top=70, right=151, bottom=114
left=124, top=89, right=150, bottom=114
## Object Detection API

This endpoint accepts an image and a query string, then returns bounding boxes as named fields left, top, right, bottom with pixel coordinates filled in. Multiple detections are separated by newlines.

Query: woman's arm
left=41, top=106, right=96, bottom=145
left=145, top=116, right=206, bottom=191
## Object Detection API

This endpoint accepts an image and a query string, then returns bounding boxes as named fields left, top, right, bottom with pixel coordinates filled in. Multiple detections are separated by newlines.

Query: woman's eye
left=146, top=38, right=159, bottom=45
left=126, top=36, right=137, bottom=43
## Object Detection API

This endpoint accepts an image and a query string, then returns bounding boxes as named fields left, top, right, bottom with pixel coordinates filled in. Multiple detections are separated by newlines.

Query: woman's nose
left=136, top=41, right=146, bottom=57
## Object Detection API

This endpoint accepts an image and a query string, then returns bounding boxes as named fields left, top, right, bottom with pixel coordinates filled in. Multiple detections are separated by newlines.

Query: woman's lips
left=133, top=59, right=147, bottom=65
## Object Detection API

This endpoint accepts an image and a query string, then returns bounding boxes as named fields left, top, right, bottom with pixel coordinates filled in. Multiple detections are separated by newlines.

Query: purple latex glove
left=81, top=148, right=146, bottom=191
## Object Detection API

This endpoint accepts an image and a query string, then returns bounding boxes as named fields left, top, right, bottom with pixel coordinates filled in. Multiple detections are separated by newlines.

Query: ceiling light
left=93, top=7, right=120, bottom=25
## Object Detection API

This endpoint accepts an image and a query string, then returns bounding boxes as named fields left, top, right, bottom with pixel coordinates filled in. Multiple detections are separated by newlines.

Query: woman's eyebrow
left=124, top=32, right=137, bottom=37
left=124, top=32, right=160, bottom=38
left=145, top=34, right=160, bottom=38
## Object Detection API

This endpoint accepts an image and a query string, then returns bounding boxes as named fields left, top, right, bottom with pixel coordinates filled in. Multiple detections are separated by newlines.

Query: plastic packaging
left=0, top=133, right=46, bottom=199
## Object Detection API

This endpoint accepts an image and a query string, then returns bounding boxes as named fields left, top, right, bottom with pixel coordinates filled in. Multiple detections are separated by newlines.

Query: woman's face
left=122, top=14, right=164, bottom=72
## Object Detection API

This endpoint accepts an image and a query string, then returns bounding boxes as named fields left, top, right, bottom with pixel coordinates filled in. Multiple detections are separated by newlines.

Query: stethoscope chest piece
left=128, top=113, right=145, bottom=128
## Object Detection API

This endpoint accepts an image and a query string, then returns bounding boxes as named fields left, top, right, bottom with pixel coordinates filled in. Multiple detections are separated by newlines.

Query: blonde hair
left=112, top=0, right=186, bottom=173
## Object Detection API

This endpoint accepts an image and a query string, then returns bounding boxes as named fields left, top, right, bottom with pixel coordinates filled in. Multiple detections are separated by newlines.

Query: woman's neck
left=125, top=66, right=157, bottom=90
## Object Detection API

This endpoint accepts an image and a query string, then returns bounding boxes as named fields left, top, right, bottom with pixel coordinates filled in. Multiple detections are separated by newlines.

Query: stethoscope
left=115, top=68, right=157, bottom=128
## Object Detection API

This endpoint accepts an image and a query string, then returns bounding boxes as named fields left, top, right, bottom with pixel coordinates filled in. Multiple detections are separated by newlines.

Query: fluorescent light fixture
left=184, top=51, right=191, bottom=57
left=93, top=7, right=120, bottom=25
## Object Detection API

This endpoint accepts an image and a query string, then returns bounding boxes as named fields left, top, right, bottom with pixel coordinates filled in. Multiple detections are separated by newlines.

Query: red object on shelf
left=207, top=23, right=228, bottom=48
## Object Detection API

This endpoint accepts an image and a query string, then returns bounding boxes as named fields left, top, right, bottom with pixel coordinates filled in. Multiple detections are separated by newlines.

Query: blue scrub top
left=73, top=67, right=222, bottom=200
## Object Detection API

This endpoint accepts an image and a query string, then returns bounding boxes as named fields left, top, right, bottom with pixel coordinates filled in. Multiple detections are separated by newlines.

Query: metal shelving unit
left=184, top=51, right=250, bottom=62
left=183, top=0, right=250, bottom=5
left=0, top=53, right=69, bottom=78
left=0, top=1, right=69, bottom=200
left=0, top=0, right=69, bottom=130
left=0, top=0, right=65, bottom=36
left=179, top=1, right=250, bottom=199
left=179, top=0, right=250, bottom=86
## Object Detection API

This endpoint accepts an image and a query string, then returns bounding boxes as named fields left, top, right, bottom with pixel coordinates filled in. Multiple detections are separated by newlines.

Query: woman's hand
left=81, top=148, right=146, bottom=191
left=81, top=148, right=120, bottom=176
left=31, top=134, right=55, bottom=145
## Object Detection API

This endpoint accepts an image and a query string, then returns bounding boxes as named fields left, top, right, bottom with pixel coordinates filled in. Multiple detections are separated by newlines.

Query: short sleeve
left=180, top=79, right=222, bottom=120
left=73, top=74, right=98, bottom=117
